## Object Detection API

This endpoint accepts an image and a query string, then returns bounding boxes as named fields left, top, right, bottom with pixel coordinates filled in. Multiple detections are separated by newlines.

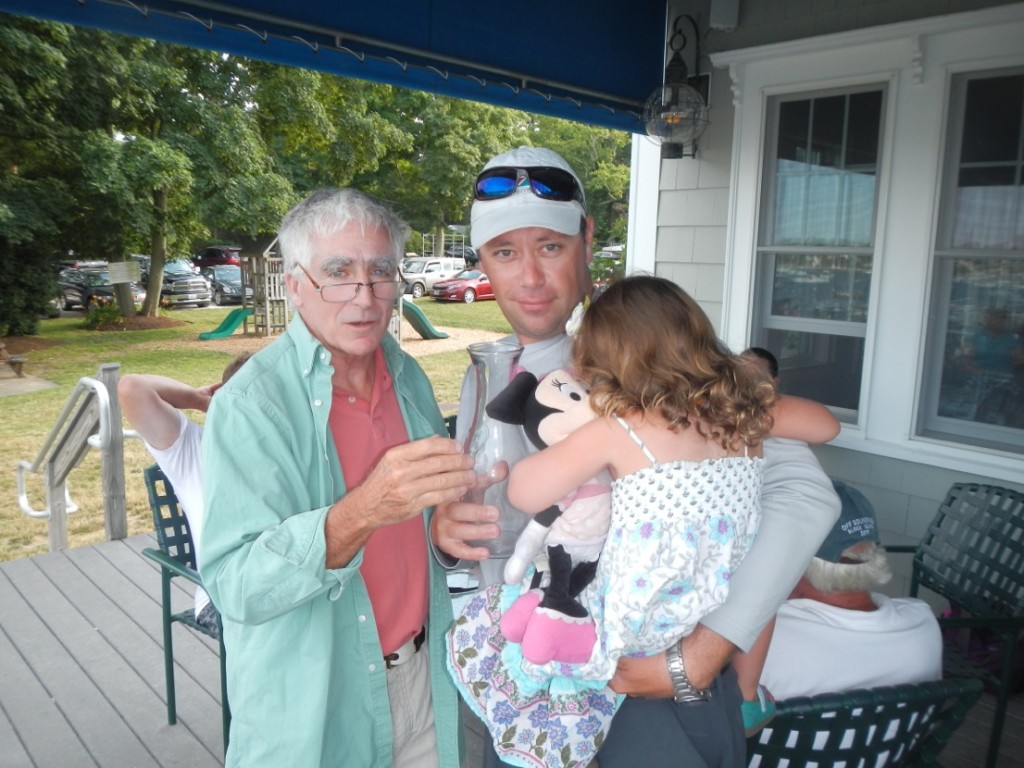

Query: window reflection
left=769, top=253, right=871, bottom=322
left=936, top=258, right=1024, bottom=428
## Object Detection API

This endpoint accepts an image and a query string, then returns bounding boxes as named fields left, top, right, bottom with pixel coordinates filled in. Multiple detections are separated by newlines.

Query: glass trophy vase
left=463, top=341, right=531, bottom=585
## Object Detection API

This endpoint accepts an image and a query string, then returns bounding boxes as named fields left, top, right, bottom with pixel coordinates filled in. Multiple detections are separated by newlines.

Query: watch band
left=665, top=641, right=712, bottom=703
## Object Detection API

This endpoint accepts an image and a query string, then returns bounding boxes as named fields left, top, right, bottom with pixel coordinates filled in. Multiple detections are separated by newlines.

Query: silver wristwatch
left=665, top=642, right=711, bottom=703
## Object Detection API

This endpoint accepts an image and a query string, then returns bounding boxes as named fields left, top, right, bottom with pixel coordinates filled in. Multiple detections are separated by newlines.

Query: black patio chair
left=747, top=678, right=983, bottom=767
left=888, top=482, right=1024, bottom=768
left=140, top=463, right=230, bottom=752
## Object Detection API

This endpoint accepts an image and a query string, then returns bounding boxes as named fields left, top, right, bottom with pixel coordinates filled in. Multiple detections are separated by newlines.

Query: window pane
left=770, top=90, right=882, bottom=247
left=772, top=162, right=877, bottom=246
left=961, top=75, right=1023, bottom=164
left=922, top=70, right=1024, bottom=454
left=846, top=91, right=883, bottom=167
left=810, top=95, right=846, bottom=169
left=949, top=73, right=1024, bottom=250
left=763, top=328, right=864, bottom=412
left=769, top=252, right=872, bottom=322
left=935, top=258, right=1024, bottom=429
left=758, top=86, right=884, bottom=418
left=777, top=100, right=810, bottom=163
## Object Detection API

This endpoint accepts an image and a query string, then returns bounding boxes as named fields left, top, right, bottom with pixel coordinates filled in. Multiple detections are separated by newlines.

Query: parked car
left=444, top=243, right=477, bottom=265
left=402, top=256, right=465, bottom=298
left=156, top=259, right=212, bottom=307
left=201, top=264, right=252, bottom=305
left=55, top=258, right=107, bottom=274
left=192, top=245, right=241, bottom=270
left=58, top=267, right=146, bottom=310
left=431, top=268, right=493, bottom=303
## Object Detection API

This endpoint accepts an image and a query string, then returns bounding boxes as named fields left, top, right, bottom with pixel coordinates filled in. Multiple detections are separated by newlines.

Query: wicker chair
left=747, top=679, right=983, bottom=767
left=888, top=483, right=1024, bottom=768
left=140, top=464, right=230, bottom=752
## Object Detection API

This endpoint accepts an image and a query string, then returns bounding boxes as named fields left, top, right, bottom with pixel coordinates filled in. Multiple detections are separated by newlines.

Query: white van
left=402, top=257, right=465, bottom=298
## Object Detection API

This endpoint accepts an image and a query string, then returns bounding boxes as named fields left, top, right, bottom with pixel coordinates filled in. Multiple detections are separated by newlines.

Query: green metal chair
left=746, top=678, right=983, bottom=767
left=888, top=483, right=1024, bottom=768
left=140, top=464, right=230, bottom=753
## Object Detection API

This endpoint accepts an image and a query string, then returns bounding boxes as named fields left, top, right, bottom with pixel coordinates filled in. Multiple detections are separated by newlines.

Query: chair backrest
left=747, top=678, right=984, bottom=767
left=914, top=483, right=1024, bottom=619
left=144, top=463, right=198, bottom=571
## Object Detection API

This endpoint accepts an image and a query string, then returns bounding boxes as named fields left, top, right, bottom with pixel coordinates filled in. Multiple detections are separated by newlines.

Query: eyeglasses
left=298, top=264, right=403, bottom=303
left=474, top=166, right=585, bottom=207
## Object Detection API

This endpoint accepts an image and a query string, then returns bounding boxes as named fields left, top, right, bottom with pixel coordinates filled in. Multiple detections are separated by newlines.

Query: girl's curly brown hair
left=573, top=275, right=775, bottom=450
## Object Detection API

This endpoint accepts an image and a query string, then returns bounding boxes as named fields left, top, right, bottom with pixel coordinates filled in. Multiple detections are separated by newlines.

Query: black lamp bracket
left=667, top=14, right=710, bottom=105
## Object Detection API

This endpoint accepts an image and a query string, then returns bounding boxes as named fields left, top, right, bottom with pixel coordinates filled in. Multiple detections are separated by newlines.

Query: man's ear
left=485, top=371, right=539, bottom=425
left=583, top=216, right=596, bottom=266
left=284, top=272, right=302, bottom=306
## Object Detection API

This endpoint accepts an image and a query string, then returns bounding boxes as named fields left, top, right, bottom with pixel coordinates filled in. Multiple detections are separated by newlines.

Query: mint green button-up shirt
left=200, top=315, right=463, bottom=767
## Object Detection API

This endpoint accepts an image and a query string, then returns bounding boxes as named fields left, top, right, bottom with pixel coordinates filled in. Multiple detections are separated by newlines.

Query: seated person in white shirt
left=118, top=353, right=251, bottom=632
left=759, top=480, right=943, bottom=700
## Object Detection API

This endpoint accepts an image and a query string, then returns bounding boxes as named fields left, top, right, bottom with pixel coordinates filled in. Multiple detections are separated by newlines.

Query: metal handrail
left=16, top=375, right=112, bottom=519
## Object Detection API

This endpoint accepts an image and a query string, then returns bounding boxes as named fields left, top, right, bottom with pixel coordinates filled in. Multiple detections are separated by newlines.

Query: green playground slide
left=401, top=297, right=449, bottom=339
left=199, top=307, right=253, bottom=340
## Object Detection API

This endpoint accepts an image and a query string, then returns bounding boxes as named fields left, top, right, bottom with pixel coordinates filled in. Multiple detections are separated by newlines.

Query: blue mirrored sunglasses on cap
left=474, top=166, right=585, bottom=206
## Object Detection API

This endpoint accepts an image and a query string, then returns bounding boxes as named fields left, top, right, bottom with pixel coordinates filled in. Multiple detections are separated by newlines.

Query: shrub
left=84, top=298, right=124, bottom=329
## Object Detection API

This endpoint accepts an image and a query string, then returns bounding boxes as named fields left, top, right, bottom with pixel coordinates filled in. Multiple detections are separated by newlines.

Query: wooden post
left=98, top=363, right=127, bottom=541
left=46, top=468, right=68, bottom=551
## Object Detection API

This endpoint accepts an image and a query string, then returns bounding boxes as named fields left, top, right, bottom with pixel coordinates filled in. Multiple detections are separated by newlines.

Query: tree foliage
left=0, top=15, right=632, bottom=333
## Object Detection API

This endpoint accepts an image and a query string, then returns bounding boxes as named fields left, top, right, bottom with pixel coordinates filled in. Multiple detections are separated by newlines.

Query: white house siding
left=638, top=2, right=1024, bottom=553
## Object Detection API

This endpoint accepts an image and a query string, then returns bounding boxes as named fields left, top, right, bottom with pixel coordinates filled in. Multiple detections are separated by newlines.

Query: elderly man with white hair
left=759, top=480, right=943, bottom=700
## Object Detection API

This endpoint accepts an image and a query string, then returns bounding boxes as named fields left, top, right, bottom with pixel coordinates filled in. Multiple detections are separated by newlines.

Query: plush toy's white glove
left=504, top=520, right=550, bottom=584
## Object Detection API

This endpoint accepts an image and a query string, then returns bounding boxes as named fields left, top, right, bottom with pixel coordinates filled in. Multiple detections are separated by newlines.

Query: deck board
left=0, top=534, right=1020, bottom=767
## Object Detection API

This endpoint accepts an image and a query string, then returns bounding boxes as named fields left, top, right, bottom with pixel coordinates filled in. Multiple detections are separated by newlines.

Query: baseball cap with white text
left=470, top=146, right=587, bottom=249
left=815, top=480, right=881, bottom=563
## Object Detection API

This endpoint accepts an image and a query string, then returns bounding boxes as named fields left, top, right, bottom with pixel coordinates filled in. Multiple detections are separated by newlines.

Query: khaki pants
left=387, top=647, right=438, bottom=768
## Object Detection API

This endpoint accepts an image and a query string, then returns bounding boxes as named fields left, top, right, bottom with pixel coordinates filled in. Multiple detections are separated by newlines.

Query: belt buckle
left=385, top=626, right=426, bottom=669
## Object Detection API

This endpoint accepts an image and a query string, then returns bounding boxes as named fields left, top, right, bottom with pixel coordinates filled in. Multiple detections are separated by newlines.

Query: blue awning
left=4, top=0, right=666, bottom=133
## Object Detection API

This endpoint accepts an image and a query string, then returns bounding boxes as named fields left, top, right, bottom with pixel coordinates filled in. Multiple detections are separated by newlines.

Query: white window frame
left=712, top=6, right=1024, bottom=483
left=752, top=85, right=886, bottom=423
left=916, top=68, right=1024, bottom=455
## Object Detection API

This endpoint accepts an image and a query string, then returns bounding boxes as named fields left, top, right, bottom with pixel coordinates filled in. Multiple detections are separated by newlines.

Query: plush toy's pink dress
left=446, top=418, right=763, bottom=768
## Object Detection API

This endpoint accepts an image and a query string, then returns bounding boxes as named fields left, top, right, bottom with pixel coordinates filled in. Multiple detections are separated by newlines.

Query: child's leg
left=734, top=618, right=774, bottom=700
left=734, top=618, right=777, bottom=736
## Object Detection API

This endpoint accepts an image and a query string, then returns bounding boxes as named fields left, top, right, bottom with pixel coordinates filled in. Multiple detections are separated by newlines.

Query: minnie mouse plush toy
left=485, top=368, right=612, bottom=664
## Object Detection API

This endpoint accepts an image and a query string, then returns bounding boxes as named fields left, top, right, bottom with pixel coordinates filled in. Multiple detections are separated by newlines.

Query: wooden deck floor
left=1, top=535, right=1021, bottom=767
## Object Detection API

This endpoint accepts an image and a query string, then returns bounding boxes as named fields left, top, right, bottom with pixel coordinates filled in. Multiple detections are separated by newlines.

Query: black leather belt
left=384, top=626, right=426, bottom=669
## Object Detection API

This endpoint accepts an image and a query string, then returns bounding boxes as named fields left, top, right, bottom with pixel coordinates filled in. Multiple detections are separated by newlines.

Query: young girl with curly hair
left=447, top=275, right=838, bottom=768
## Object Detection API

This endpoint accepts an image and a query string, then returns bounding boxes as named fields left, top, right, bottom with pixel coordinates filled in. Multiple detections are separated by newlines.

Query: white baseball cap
left=470, top=146, right=586, bottom=249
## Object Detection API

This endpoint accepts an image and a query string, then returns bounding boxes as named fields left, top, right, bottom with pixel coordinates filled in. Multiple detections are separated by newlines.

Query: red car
left=430, top=268, right=494, bottom=303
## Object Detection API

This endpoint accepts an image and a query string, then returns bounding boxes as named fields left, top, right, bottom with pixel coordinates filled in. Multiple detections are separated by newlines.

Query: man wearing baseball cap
left=759, top=481, right=942, bottom=700
left=431, top=146, right=841, bottom=768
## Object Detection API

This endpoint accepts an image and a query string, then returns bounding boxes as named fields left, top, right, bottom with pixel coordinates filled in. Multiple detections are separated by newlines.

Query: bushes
left=83, top=298, right=124, bottom=329
left=0, top=250, right=58, bottom=337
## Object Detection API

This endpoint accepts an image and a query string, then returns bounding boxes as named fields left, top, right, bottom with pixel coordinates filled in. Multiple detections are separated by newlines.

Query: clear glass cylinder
left=463, top=341, right=531, bottom=573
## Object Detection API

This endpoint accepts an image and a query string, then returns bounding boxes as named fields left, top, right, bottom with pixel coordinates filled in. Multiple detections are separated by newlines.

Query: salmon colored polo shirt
left=328, top=347, right=428, bottom=656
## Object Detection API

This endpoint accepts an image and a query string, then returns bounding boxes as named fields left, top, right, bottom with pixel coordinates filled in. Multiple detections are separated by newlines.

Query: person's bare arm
left=770, top=395, right=840, bottom=444
left=324, top=435, right=477, bottom=568
left=609, top=624, right=730, bottom=696
left=507, top=418, right=612, bottom=513
left=118, top=373, right=217, bottom=449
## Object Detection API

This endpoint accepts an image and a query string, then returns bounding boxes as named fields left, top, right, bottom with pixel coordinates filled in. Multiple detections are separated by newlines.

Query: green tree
left=1, top=17, right=632, bottom=333
left=0, top=16, right=75, bottom=333
left=527, top=116, right=632, bottom=246
left=358, top=90, right=527, bottom=251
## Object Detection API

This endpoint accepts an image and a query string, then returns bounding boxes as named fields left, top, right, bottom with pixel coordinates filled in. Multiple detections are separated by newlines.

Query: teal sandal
left=742, top=684, right=777, bottom=737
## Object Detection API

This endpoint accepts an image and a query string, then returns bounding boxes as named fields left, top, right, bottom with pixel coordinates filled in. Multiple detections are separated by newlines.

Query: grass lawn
left=0, top=300, right=511, bottom=562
